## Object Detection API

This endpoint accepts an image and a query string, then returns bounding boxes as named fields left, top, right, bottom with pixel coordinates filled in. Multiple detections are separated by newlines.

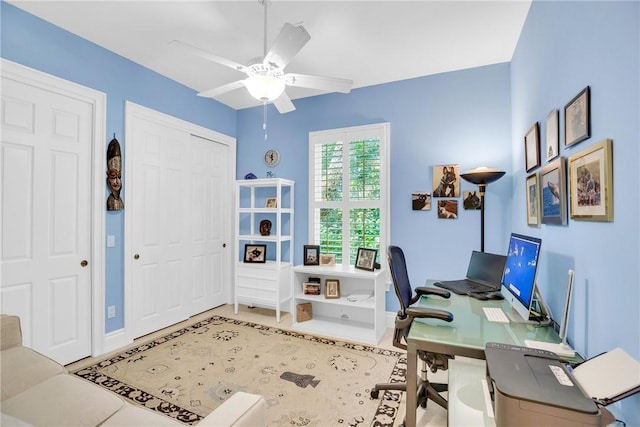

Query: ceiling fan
left=170, top=0, right=353, bottom=114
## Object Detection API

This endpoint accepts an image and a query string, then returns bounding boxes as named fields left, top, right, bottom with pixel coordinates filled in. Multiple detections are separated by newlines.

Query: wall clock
left=264, top=149, right=280, bottom=167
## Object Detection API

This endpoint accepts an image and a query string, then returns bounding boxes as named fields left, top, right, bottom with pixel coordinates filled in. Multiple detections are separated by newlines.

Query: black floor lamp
left=460, top=167, right=506, bottom=252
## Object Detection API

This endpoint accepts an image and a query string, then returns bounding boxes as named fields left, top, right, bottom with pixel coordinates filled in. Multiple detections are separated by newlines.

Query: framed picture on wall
left=526, top=173, right=540, bottom=226
left=525, top=122, right=540, bottom=172
left=432, top=165, right=460, bottom=197
left=539, top=157, right=567, bottom=225
left=564, top=86, right=591, bottom=147
left=568, top=139, right=613, bottom=221
left=545, top=109, right=559, bottom=162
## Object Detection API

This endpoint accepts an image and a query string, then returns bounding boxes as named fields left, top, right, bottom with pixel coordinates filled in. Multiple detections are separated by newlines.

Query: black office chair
left=371, top=245, right=454, bottom=418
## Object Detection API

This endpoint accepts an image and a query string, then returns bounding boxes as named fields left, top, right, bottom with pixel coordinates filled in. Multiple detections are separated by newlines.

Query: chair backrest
left=387, top=245, right=413, bottom=315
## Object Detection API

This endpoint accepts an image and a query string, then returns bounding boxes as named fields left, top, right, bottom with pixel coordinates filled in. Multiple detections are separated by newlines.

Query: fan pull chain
left=263, top=101, right=268, bottom=140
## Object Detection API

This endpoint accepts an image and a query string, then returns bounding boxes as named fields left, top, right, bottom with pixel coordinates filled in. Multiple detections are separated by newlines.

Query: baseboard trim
left=100, top=328, right=131, bottom=356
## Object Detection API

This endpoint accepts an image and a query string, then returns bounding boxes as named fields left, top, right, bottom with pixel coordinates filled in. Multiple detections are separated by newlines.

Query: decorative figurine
left=106, top=136, right=124, bottom=211
left=260, top=219, right=272, bottom=236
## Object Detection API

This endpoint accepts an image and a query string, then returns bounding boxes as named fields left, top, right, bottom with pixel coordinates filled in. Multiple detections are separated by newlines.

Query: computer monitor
left=500, top=233, right=542, bottom=322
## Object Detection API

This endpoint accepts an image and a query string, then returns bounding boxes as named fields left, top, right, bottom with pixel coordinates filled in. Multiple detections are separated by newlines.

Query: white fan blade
left=170, top=40, right=249, bottom=74
left=272, top=92, right=296, bottom=114
left=263, top=23, right=311, bottom=70
left=285, top=73, right=353, bottom=93
left=197, top=80, right=246, bottom=98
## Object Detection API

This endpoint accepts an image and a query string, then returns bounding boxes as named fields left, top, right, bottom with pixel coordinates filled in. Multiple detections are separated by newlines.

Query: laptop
left=435, top=251, right=507, bottom=295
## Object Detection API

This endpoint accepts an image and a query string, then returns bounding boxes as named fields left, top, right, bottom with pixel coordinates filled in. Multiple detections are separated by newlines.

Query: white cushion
left=0, top=347, right=65, bottom=401
left=199, top=392, right=267, bottom=427
left=102, top=406, right=182, bottom=426
left=1, top=374, right=124, bottom=426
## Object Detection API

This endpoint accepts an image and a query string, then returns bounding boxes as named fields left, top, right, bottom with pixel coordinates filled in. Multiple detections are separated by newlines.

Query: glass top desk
left=404, top=281, right=580, bottom=427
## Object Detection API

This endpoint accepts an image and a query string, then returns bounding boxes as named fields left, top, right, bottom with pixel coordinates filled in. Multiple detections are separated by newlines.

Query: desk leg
left=406, top=340, right=418, bottom=427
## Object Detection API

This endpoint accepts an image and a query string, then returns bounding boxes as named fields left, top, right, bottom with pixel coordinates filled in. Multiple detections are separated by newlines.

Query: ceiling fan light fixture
left=245, top=74, right=285, bottom=102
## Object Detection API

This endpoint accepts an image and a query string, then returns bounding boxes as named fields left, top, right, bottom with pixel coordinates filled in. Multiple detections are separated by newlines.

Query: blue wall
left=237, top=64, right=514, bottom=312
left=1, top=2, right=237, bottom=332
left=2, top=1, right=639, bottom=421
left=510, top=2, right=639, bottom=421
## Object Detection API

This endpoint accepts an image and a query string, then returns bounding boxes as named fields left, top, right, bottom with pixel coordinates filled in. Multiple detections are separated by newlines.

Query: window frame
left=308, top=122, right=390, bottom=268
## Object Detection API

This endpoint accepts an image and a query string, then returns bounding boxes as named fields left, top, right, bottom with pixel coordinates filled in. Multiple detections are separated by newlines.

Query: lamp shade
left=244, top=74, right=285, bottom=102
left=460, top=167, right=505, bottom=185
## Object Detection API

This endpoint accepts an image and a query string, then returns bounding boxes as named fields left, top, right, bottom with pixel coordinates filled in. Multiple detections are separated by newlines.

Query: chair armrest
left=415, top=287, right=450, bottom=299
left=407, top=307, right=454, bottom=322
left=410, top=287, right=450, bottom=305
left=1, top=315, right=23, bottom=351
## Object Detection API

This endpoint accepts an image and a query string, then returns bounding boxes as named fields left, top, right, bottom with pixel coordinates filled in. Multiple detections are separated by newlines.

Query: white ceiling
left=8, top=0, right=532, bottom=111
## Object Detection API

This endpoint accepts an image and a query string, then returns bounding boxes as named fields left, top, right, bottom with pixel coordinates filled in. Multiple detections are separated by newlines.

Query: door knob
left=134, top=254, right=140, bottom=260
left=80, top=260, right=88, bottom=267
left=223, top=243, right=226, bottom=248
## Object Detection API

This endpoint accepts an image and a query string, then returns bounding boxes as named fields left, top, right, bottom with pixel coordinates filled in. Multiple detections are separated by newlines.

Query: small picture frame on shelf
left=243, top=244, right=267, bottom=263
left=355, top=247, right=378, bottom=271
left=303, top=245, right=320, bottom=266
left=325, top=279, right=340, bottom=299
left=319, top=253, right=336, bottom=266
left=265, top=197, right=277, bottom=208
left=564, top=86, right=591, bottom=147
left=303, top=282, right=321, bottom=295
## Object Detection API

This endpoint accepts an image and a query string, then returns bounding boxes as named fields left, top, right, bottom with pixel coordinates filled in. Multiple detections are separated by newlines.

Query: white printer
left=485, top=342, right=606, bottom=427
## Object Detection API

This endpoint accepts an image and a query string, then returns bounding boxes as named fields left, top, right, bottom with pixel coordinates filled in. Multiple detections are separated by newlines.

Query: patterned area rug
left=73, top=315, right=405, bottom=426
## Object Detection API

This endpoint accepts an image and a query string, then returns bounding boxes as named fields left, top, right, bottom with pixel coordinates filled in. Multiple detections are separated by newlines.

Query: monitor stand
left=524, top=271, right=576, bottom=358
left=505, top=285, right=552, bottom=325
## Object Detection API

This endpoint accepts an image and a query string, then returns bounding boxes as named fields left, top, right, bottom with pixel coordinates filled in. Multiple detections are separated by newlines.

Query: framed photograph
left=265, top=197, right=277, bottom=208
left=412, top=192, right=431, bottom=211
left=303, top=282, right=321, bottom=296
left=355, top=247, right=378, bottom=271
left=463, top=191, right=481, bottom=210
left=526, top=173, right=541, bottom=226
left=545, top=109, right=559, bottom=162
left=539, top=157, right=567, bottom=225
left=325, top=279, right=340, bottom=299
left=568, top=139, right=613, bottom=221
left=243, top=244, right=267, bottom=263
left=437, top=199, right=458, bottom=219
left=525, top=122, right=540, bottom=172
left=303, top=245, right=320, bottom=266
left=432, top=164, right=460, bottom=197
left=319, top=253, right=336, bottom=266
left=564, top=86, right=591, bottom=147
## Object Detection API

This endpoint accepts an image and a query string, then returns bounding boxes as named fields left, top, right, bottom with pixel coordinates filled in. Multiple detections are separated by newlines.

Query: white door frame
left=1, top=59, right=107, bottom=357
left=122, top=101, right=236, bottom=347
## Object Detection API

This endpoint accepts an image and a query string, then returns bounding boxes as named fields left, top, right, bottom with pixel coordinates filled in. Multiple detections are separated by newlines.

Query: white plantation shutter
left=309, top=123, right=389, bottom=266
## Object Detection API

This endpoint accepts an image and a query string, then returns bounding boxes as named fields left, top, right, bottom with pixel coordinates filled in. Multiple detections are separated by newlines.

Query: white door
left=130, top=117, right=191, bottom=337
left=1, top=67, right=95, bottom=365
left=189, top=135, right=228, bottom=315
left=126, top=103, right=233, bottom=339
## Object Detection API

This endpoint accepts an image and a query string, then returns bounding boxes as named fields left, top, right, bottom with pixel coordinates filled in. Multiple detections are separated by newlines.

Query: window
left=309, top=123, right=390, bottom=266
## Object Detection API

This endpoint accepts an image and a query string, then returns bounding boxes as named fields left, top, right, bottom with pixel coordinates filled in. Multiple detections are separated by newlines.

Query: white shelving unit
left=291, top=264, right=386, bottom=344
left=234, top=178, right=294, bottom=322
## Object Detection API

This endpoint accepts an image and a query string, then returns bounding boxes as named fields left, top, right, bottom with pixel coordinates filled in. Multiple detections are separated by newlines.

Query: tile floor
left=67, top=304, right=447, bottom=427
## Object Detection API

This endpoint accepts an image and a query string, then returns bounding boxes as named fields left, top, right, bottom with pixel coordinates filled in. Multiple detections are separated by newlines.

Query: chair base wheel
left=370, top=389, right=379, bottom=399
